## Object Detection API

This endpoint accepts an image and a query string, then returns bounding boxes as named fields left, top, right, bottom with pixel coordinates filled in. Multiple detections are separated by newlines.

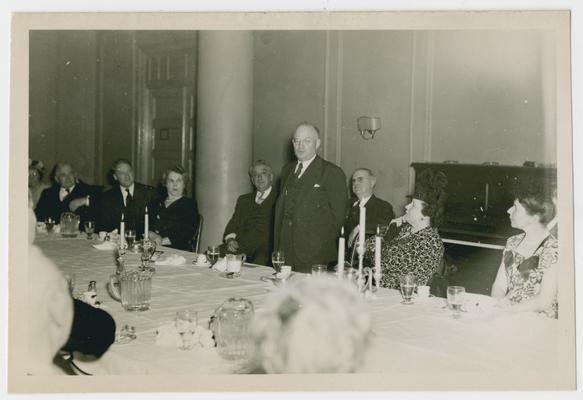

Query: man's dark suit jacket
left=344, top=194, right=395, bottom=242
left=223, top=189, right=277, bottom=265
left=96, top=182, right=156, bottom=237
left=148, top=196, right=199, bottom=251
left=35, top=180, right=99, bottom=226
left=274, top=156, right=347, bottom=272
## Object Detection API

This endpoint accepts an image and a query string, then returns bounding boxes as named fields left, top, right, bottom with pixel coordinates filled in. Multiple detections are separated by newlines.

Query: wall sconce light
left=357, top=116, right=381, bottom=140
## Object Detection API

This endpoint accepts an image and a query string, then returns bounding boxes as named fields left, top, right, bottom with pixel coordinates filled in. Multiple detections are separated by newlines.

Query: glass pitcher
left=108, top=267, right=155, bottom=311
left=211, top=298, right=254, bottom=360
left=60, top=212, right=80, bottom=237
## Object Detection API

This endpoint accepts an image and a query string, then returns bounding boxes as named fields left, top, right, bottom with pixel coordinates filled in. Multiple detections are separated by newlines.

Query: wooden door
left=135, top=33, right=197, bottom=191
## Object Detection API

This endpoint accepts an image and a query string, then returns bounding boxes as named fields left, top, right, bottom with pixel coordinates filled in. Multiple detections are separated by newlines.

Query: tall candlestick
left=144, top=206, right=149, bottom=240
left=120, top=213, right=125, bottom=248
left=358, top=206, right=366, bottom=252
left=337, top=226, right=345, bottom=277
left=375, top=225, right=382, bottom=289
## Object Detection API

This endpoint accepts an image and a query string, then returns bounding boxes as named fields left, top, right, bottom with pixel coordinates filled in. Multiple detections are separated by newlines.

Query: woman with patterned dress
left=491, top=181, right=558, bottom=318
left=363, top=169, right=447, bottom=289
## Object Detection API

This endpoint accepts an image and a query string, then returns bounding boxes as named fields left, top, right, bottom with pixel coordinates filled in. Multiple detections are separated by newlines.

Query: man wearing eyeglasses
left=96, top=158, right=156, bottom=237
left=274, top=122, right=348, bottom=273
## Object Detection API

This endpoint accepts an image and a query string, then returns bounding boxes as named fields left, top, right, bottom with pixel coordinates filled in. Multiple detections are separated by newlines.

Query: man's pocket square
left=314, top=184, right=321, bottom=187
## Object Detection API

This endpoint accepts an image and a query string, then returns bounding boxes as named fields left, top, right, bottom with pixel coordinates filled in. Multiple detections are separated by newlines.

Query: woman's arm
left=490, top=260, right=508, bottom=298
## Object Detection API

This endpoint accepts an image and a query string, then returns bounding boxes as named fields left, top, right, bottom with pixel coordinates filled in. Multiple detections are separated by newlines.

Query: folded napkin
left=212, top=257, right=227, bottom=272
left=92, top=241, right=118, bottom=251
left=463, top=293, right=497, bottom=313
left=155, top=254, right=187, bottom=266
left=155, top=319, right=215, bottom=349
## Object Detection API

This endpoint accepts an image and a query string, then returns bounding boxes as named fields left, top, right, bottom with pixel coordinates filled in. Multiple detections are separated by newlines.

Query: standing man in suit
left=222, top=160, right=277, bottom=265
left=97, top=159, right=156, bottom=238
left=345, top=168, right=395, bottom=249
left=274, top=122, right=348, bottom=273
left=35, top=162, right=99, bottom=226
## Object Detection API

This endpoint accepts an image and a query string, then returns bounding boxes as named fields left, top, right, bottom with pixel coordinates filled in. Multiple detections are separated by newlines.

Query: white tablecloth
left=33, top=234, right=562, bottom=378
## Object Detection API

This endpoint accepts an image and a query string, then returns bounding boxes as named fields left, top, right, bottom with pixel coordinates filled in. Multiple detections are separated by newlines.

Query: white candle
left=358, top=206, right=366, bottom=251
left=337, top=227, right=345, bottom=276
left=144, top=206, right=149, bottom=240
left=375, top=226, right=382, bottom=282
left=120, top=213, right=125, bottom=248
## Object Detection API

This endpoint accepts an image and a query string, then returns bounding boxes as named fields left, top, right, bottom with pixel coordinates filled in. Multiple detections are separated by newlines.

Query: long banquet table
left=33, top=233, right=563, bottom=384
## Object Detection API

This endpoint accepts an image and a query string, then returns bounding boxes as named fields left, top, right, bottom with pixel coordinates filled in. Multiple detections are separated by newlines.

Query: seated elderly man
left=97, top=158, right=156, bottom=238
left=221, top=160, right=277, bottom=265
left=35, top=162, right=99, bottom=226
left=345, top=168, right=394, bottom=249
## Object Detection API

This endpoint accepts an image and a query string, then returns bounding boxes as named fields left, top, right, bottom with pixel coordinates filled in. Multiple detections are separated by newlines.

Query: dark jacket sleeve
left=34, top=187, right=53, bottom=222
left=154, top=197, right=199, bottom=251
left=223, top=195, right=246, bottom=240
left=61, top=299, right=116, bottom=358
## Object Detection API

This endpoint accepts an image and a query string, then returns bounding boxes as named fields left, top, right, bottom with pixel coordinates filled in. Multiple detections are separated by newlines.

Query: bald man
left=274, top=122, right=348, bottom=273
left=35, top=162, right=99, bottom=226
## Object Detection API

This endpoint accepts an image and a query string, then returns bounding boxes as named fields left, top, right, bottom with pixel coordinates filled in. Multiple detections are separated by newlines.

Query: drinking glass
left=447, top=286, right=466, bottom=318
left=311, top=264, right=328, bottom=276
left=125, top=230, right=136, bottom=249
left=207, top=245, right=220, bottom=266
left=271, top=251, right=285, bottom=272
left=399, top=274, right=417, bottom=304
left=175, top=309, right=198, bottom=350
left=84, top=221, right=95, bottom=240
left=45, top=217, right=55, bottom=234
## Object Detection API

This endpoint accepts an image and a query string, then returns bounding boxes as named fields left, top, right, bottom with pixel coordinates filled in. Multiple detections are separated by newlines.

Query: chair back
left=193, top=214, right=203, bottom=253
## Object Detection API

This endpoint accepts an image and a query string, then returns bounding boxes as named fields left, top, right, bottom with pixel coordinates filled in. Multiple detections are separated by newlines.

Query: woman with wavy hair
left=147, top=164, right=199, bottom=251
left=249, top=276, right=372, bottom=373
left=363, top=168, right=448, bottom=289
left=491, top=179, right=557, bottom=318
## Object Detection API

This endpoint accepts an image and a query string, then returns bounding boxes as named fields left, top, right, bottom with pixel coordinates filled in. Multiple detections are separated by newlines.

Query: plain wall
left=29, top=31, right=98, bottom=185
left=29, top=29, right=557, bottom=217
left=251, top=30, right=557, bottom=215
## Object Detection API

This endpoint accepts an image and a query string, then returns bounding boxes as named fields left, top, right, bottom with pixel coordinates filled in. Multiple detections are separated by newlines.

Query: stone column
left=195, top=31, right=254, bottom=249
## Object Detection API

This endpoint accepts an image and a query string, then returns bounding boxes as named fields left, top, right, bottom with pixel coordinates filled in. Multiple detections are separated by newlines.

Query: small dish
left=219, top=272, right=241, bottom=279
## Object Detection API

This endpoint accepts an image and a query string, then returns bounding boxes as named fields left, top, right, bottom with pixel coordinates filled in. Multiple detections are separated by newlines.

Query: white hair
left=249, top=276, right=372, bottom=373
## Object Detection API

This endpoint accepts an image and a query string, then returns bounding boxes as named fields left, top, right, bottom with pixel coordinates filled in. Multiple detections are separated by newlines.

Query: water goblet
left=84, top=221, right=95, bottom=240
left=125, top=230, right=136, bottom=250
left=311, top=264, right=328, bottom=276
left=45, top=217, right=55, bottom=234
left=399, top=274, right=417, bottom=304
left=175, top=309, right=198, bottom=350
left=207, top=245, right=220, bottom=267
left=447, top=286, right=466, bottom=319
left=271, top=250, right=285, bottom=273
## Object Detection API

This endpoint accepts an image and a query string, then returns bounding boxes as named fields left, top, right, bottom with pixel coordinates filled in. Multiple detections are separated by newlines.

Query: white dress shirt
left=120, top=184, right=135, bottom=206
left=59, top=185, right=75, bottom=202
left=295, top=154, right=317, bottom=178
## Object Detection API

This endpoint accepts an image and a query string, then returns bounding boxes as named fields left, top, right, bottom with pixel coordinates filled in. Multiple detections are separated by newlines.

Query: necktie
left=125, top=188, right=133, bottom=207
left=294, top=162, right=303, bottom=178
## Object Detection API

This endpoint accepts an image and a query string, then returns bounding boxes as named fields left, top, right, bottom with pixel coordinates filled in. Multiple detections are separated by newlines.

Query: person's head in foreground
left=28, top=191, right=74, bottom=374
left=405, top=168, right=448, bottom=229
left=249, top=276, right=372, bottom=373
